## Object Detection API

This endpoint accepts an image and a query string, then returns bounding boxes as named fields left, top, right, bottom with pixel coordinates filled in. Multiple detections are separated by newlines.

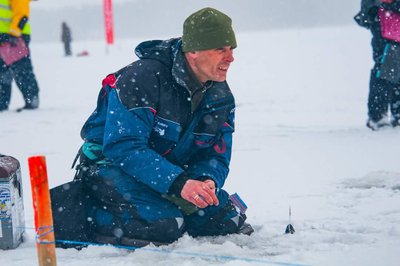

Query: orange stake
left=28, top=156, right=57, bottom=266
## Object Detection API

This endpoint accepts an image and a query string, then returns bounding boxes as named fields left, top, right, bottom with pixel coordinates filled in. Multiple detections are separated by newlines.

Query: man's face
left=186, top=46, right=234, bottom=83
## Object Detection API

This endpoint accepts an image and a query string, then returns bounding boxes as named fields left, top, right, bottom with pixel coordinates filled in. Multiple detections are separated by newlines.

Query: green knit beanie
left=182, top=7, right=237, bottom=52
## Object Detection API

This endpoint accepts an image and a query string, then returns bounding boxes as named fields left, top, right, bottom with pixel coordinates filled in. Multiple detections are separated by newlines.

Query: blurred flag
left=103, top=0, right=114, bottom=45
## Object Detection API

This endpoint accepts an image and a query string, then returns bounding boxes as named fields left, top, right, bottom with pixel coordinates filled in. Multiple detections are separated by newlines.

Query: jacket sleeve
left=101, top=66, right=184, bottom=194
left=185, top=104, right=235, bottom=189
left=9, top=0, right=30, bottom=36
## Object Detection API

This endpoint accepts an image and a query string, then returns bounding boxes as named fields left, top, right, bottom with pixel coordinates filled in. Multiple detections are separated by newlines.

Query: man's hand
left=180, top=179, right=219, bottom=208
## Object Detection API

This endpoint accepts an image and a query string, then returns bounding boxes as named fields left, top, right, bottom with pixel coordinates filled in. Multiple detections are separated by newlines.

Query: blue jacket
left=80, top=38, right=235, bottom=195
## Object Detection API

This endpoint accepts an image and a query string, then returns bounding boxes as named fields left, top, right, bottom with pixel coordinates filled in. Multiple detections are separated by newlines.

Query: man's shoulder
left=116, top=58, right=171, bottom=80
left=209, top=81, right=234, bottom=99
left=114, top=59, right=174, bottom=109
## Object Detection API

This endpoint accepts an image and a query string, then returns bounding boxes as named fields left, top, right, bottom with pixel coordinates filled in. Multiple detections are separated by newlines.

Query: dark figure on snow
left=61, top=22, right=72, bottom=56
left=51, top=7, right=253, bottom=248
left=354, top=0, right=400, bottom=130
left=0, top=0, right=40, bottom=112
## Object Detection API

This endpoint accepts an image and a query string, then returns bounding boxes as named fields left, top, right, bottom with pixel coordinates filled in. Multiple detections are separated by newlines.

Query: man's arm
left=176, top=113, right=234, bottom=208
left=165, top=85, right=235, bottom=208
left=186, top=108, right=235, bottom=190
left=101, top=66, right=185, bottom=195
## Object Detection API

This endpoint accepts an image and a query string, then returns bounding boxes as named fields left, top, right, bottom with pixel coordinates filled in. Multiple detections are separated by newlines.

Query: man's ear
left=185, top=51, right=197, bottom=61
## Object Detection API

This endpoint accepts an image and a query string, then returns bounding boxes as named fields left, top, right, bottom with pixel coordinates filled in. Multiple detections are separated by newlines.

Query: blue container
left=0, top=155, right=25, bottom=249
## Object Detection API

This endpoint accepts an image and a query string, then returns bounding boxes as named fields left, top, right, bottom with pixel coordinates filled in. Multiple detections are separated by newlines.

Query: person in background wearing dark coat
left=0, top=0, right=40, bottom=112
left=51, top=7, right=253, bottom=248
left=355, top=0, right=400, bottom=130
left=61, top=22, right=72, bottom=56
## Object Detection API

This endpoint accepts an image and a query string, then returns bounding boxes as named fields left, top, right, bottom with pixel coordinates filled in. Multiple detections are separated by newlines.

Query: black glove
left=164, top=173, right=198, bottom=215
left=0, top=34, right=18, bottom=46
left=6, top=34, right=18, bottom=47
left=354, top=11, right=372, bottom=29
left=167, top=172, right=190, bottom=197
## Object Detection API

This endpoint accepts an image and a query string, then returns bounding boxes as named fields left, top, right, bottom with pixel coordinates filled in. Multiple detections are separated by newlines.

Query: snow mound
left=341, top=171, right=400, bottom=190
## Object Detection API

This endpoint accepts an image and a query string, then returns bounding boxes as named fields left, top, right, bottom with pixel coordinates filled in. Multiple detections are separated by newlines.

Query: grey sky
left=31, top=0, right=362, bottom=43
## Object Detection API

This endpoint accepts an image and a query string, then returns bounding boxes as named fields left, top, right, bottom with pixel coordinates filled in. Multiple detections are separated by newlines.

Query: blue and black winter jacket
left=80, top=38, right=235, bottom=195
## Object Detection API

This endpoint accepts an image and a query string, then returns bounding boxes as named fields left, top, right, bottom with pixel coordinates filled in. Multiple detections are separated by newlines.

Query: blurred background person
left=0, top=0, right=40, bottom=112
left=61, top=21, right=72, bottom=56
left=354, top=0, right=400, bottom=130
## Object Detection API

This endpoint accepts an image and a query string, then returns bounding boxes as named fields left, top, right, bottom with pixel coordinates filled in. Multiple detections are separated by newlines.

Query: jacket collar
left=172, top=47, right=202, bottom=94
left=172, top=44, right=215, bottom=112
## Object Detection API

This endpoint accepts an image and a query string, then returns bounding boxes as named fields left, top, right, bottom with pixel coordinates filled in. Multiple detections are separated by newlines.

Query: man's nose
left=225, top=49, right=234, bottom=63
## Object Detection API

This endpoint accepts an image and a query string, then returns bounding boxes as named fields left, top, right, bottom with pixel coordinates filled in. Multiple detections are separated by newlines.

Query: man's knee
left=92, top=208, right=184, bottom=243
left=141, top=218, right=185, bottom=243
left=185, top=200, right=246, bottom=237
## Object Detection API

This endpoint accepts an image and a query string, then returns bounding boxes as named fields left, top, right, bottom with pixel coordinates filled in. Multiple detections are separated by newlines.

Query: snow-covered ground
left=1, top=25, right=400, bottom=266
